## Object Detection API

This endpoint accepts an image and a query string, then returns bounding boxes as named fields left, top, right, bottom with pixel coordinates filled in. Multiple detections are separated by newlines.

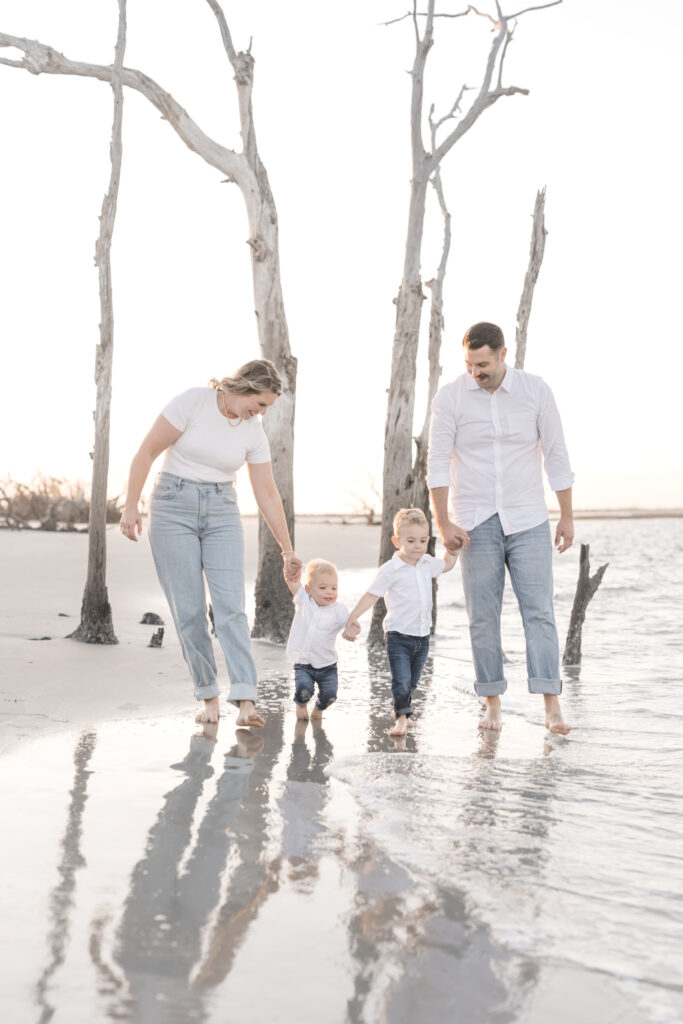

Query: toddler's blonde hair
left=393, top=507, right=429, bottom=535
left=304, top=558, right=338, bottom=584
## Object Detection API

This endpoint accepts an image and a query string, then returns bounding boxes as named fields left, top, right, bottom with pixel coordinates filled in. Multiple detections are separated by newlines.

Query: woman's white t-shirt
left=159, top=387, right=271, bottom=482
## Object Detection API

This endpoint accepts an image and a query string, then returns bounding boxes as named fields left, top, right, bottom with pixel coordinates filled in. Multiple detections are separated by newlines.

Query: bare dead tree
left=0, top=0, right=296, bottom=642
left=68, top=0, right=126, bottom=644
left=371, top=0, right=561, bottom=640
left=514, top=186, right=547, bottom=368
left=563, top=544, right=608, bottom=665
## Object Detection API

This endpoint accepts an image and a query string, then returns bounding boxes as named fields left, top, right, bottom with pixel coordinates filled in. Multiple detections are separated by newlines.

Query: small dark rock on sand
left=148, top=627, right=164, bottom=648
left=140, top=612, right=164, bottom=625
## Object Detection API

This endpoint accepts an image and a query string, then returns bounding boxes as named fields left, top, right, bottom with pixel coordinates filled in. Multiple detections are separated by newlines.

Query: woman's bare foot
left=478, top=696, right=502, bottom=731
left=234, top=727, right=264, bottom=757
left=195, top=696, right=220, bottom=724
left=389, top=714, right=409, bottom=737
left=236, top=699, right=265, bottom=728
left=295, top=703, right=309, bottom=721
left=544, top=695, right=571, bottom=735
left=310, top=706, right=323, bottom=720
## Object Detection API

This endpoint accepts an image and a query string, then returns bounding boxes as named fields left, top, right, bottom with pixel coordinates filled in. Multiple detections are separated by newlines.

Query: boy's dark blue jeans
left=386, top=631, right=430, bottom=718
left=293, top=662, right=338, bottom=711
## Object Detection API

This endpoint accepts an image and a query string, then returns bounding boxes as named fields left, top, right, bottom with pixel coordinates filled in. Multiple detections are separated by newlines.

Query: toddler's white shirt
left=160, top=387, right=271, bottom=482
left=286, top=588, right=349, bottom=668
left=367, top=552, right=445, bottom=636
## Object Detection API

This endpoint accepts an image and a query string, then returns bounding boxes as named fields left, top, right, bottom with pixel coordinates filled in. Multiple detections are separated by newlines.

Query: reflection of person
left=119, top=359, right=302, bottom=727
left=344, top=509, right=458, bottom=737
left=427, top=321, right=574, bottom=734
left=285, top=559, right=350, bottom=721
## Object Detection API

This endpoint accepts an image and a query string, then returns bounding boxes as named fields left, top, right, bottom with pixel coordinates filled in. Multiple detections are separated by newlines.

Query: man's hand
left=555, top=516, right=574, bottom=553
left=439, top=520, right=469, bottom=553
left=342, top=620, right=361, bottom=642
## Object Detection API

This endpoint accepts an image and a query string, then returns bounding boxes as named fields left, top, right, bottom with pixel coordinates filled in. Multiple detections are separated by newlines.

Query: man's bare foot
left=295, top=703, right=309, bottom=721
left=236, top=699, right=265, bottom=728
left=310, top=706, right=323, bottom=720
left=478, top=696, right=502, bottom=731
left=195, top=696, right=220, bottom=724
left=544, top=695, right=571, bottom=735
left=389, top=714, right=409, bottom=737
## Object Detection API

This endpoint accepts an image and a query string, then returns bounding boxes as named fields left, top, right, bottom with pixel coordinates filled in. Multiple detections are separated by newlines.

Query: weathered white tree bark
left=371, top=0, right=559, bottom=641
left=1, top=0, right=296, bottom=641
left=514, top=186, right=547, bottom=369
left=68, top=0, right=126, bottom=645
left=562, top=544, right=608, bottom=665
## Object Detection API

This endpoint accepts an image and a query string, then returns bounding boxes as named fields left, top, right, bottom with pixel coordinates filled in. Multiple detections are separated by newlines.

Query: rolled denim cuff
left=528, top=676, right=562, bottom=695
left=394, top=706, right=414, bottom=718
left=193, top=680, right=221, bottom=701
left=226, top=681, right=259, bottom=707
left=473, top=678, right=507, bottom=697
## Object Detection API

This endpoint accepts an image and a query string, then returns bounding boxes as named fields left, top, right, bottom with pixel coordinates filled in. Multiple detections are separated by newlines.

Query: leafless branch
left=507, top=1, right=562, bottom=18
left=515, top=187, right=547, bottom=369
left=205, top=0, right=238, bottom=64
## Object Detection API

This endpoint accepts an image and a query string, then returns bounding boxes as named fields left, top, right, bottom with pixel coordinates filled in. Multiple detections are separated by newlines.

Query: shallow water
left=1, top=518, right=682, bottom=1023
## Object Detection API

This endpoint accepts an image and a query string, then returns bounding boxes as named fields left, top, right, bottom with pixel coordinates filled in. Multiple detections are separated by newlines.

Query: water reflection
left=278, top=719, right=334, bottom=886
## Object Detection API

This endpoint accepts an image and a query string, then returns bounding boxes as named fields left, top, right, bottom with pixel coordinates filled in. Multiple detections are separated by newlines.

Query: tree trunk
left=563, top=544, right=608, bottom=666
left=68, top=1, right=126, bottom=645
left=515, top=187, right=547, bottom=369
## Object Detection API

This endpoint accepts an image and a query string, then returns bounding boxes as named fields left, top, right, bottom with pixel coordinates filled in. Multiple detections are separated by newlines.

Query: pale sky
left=1, top=0, right=681, bottom=515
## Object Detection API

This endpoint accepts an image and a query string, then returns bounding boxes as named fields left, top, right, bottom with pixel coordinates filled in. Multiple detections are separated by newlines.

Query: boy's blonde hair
left=304, top=558, right=338, bottom=584
left=393, top=507, right=429, bottom=536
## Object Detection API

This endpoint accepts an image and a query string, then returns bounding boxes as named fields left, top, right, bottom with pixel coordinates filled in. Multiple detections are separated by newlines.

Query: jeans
left=385, top=631, right=430, bottom=718
left=293, top=663, right=338, bottom=711
left=459, top=514, right=561, bottom=697
left=148, top=472, right=258, bottom=705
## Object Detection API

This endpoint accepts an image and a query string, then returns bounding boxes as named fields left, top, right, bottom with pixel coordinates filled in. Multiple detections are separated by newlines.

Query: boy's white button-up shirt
left=426, top=366, right=574, bottom=536
left=286, top=588, right=349, bottom=668
left=368, top=553, right=445, bottom=637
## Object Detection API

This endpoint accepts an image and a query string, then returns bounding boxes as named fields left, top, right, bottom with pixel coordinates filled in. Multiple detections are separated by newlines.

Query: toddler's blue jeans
left=385, top=631, right=430, bottom=718
left=293, top=663, right=338, bottom=711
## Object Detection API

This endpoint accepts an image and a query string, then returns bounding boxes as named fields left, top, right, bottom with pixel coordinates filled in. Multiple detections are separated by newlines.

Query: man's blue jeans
left=386, top=631, right=430, bottom=718
left=459, top=514, right=561, bottom=697
left=148, top=472, right=259, bottom=706
left=293, top=663, right=338, bottom=711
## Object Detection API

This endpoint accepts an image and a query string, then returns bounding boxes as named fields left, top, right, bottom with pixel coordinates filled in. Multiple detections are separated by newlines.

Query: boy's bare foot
left=236, top=699, right=265, bottom=728
left=195, top=696, right=220, bottom=724
left=310, top=706, right=323, bottom=720
left=478, top=696, right=502, bottom=731
left=295, top=703, right=309, bottom=721
left=544, top=694, right=571, bottom=735
left=389, top=714, right=409, bottom=737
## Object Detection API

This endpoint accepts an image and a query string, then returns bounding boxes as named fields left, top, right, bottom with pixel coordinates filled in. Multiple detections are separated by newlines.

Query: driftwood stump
left=563, top=544, right=608, bottom=666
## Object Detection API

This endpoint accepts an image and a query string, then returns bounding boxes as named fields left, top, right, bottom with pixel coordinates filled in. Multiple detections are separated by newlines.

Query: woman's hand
left=282, top=551, right=302, bottom=580
left=120, top=507, right=142, bottom=543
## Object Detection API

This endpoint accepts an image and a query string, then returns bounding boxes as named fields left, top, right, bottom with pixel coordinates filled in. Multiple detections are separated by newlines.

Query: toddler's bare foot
left=236, top=699, right=264, bottom=728
left=478, top=696, right=502, bottom=731
left=407, top=718, right=417, bottom=729
left=389, top=714, right=409, bottom=737
left=310, top=706, right=323, bottom=720
left=295, top=703, right=309, bottom=721
left=195, top=696, right=220, bottom=724
left=544, top=695, right=571, bottom=735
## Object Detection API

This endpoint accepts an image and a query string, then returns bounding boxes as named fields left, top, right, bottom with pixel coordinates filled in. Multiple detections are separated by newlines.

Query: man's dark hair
left=462, top=322, right=505, bottom=351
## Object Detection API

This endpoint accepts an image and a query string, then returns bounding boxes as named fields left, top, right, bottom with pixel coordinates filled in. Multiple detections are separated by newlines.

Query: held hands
left=440, top=520, right=469, bottom=553
left=282, top=551, right=303, bottom=582
left=120, top=507, right=142, bottom=542
left=555, top=516, right=574, bottom=553
left=342, top=620, right=361, bottom=642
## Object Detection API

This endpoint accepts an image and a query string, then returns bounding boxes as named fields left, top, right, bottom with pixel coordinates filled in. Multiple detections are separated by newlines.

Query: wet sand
left=0, top=525, right=664, bottom=1022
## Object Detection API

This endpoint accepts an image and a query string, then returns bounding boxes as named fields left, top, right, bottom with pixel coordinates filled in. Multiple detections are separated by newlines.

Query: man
left=427, top=322, right=574, bottom=734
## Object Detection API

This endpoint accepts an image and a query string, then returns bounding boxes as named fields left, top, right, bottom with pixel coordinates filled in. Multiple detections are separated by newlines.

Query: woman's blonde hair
left=210, top=358, right=282, bottom=397
left=304, top=558, right=337, bottom=584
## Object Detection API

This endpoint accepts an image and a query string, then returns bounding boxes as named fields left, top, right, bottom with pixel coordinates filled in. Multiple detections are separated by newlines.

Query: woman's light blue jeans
left=148, top=472, right=258, bottom=706
left=459, top=514, right=562, bottom=697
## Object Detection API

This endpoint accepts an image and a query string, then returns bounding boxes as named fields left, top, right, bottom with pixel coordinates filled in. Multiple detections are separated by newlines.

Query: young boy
left=344, top=508, right=458, bottom=737
left=286, top=559, right=350, bottom=720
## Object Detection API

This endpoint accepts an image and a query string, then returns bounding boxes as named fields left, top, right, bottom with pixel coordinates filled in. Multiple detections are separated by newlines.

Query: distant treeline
left=0, top=476, right=122, bottom=531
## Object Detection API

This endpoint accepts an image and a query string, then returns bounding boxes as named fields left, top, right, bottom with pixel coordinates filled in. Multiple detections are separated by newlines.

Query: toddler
left=344, top=508, right=458, bottom=736
left=286, top=559, right=350, bottom=720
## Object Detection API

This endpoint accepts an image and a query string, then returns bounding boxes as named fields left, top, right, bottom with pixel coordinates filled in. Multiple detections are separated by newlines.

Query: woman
left=120, top=358, right=301, bottom=727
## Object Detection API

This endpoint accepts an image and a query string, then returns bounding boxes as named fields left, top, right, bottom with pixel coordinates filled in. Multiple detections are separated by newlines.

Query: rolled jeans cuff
left=474, top=678, right=507, bottom=698
left=528, top=676, right=562, bottom=695
left=226, top=681, right=259, bottom=707
left=194, top=681, right=221, bottom=702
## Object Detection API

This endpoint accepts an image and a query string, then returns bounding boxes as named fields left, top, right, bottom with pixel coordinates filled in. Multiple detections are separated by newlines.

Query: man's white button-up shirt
left=426, top=366, right=574, bottom=536
left=367, top=552, right=445, bottom=636
left=286, top=588, right=349, bottom=668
